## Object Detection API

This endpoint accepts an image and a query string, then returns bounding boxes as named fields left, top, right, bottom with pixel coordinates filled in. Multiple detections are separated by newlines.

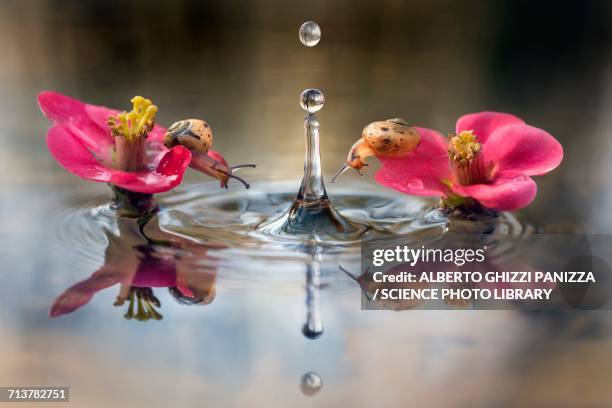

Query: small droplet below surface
left=299, top=21, right=321, bottom=47
left=300, top=371, right=323, bottom=396
left=302, top=322, right=323, bottom=339
left=300, top=89, right=325, bottom=113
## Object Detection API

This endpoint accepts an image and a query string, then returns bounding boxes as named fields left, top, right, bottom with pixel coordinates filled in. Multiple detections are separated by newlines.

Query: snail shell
left=164, top=119, right=212, bottom=153
left=362, top=118, right=420, bottom=157
left=344, top=118, right=421, bottom=171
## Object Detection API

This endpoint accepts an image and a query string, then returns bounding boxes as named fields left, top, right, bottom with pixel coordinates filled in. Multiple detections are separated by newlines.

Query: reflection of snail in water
left=341, top=264, right=476, bottom=310
left=340, top=265, right=429, bottom=310
left=332, top=118, right=421, bottom=182
left=164, top=119, right=256, bottom=189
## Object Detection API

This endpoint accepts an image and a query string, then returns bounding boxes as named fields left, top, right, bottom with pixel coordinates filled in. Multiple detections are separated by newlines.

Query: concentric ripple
left=44, top=180, right=536, bottom=292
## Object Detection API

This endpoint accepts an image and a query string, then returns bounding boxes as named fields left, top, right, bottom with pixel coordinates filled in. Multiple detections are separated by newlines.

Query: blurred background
left=3, top=0, right=612, bottom=229
left=1, top=1, right=612, bottom=407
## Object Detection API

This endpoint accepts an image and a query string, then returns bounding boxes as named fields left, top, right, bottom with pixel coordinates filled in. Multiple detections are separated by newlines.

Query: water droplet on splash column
left=299, top=89, right=325, bottom=113
left=299, top=21, right=321, bottom=47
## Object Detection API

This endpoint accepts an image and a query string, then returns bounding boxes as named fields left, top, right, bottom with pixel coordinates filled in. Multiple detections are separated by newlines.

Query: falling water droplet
left=298, top=21, right=321, bottom=47
left=300, top=371, right=323, bottom=396
left=300, top=89, right=325, bottom=113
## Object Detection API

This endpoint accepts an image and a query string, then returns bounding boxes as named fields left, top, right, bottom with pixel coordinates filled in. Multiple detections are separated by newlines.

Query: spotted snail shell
left=164, top=119, right=213, bottom=153
left=361, top=118, right=420, bottom=157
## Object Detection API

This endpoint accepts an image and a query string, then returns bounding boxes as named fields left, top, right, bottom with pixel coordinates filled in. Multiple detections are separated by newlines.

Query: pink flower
left=38, top=91, right=232, bottom=194
left=375, top=112, right=563, bottom=211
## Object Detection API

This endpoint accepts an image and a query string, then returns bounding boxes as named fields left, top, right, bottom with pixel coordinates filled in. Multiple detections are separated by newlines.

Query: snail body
left=164, top=118, right=255, bottom=189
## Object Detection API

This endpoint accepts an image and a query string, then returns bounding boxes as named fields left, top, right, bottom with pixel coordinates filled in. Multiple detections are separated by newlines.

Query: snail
left=331, top=118, right=421, bottom=182
left=164, top=119, right=255, bottom=188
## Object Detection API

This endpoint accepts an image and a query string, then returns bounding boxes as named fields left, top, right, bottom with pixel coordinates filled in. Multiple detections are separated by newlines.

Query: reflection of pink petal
left=131, top=255, right=177, bottom=287
left=456, top=111, right=525, bottom=143
left=376, top=127, right=452, bottom=196
left=482, top=124, right=563, bottom=177
left=453, top=172, right=537, bottom=211
left=47, top=124, right=191, bottom=193
left=50, top=266, right=120, bottom=317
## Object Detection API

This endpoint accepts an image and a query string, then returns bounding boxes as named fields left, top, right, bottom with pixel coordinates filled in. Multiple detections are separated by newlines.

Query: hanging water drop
left=299, top=21, right=321, bottom=47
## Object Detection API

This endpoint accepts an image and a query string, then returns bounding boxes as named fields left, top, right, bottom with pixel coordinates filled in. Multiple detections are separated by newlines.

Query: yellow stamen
left=448, top=130, right=481, bottom=162
left=108, top=95, right=158, bottom=144
left=447, top=130, right=487, bottom=186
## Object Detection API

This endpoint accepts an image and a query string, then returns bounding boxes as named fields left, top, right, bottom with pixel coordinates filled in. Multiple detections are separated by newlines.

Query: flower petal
left=207, top=149, right=228, bottom=166
left=38, top=91, right=87, bottom=124
left=375, top=127, right=452, bottom=196
left=47, top=124, right=191, bottom=194
left=414, top=126, right=449, bottom=156
left=39, top=91, right=117, bottom=164
left=453, top=172, right=537, bottom=211
left=482, top=124, right=563, bottom=176
left=84, top=103, right=119, bottom=132
left=38, top=91, right=112, bottom=142
left=147, top=124, right=168, bottom=144
left=456, top=111, right=525, bottom=143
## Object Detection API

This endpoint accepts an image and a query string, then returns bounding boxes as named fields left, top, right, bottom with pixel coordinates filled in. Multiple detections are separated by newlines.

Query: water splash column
left=259, top=21, right=365, bottom=240
left=299, top=90, right=326, bottom=200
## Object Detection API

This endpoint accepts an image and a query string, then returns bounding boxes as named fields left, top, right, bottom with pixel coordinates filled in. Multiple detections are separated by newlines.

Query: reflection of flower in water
left=50, top=212, right=221, bottom=320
